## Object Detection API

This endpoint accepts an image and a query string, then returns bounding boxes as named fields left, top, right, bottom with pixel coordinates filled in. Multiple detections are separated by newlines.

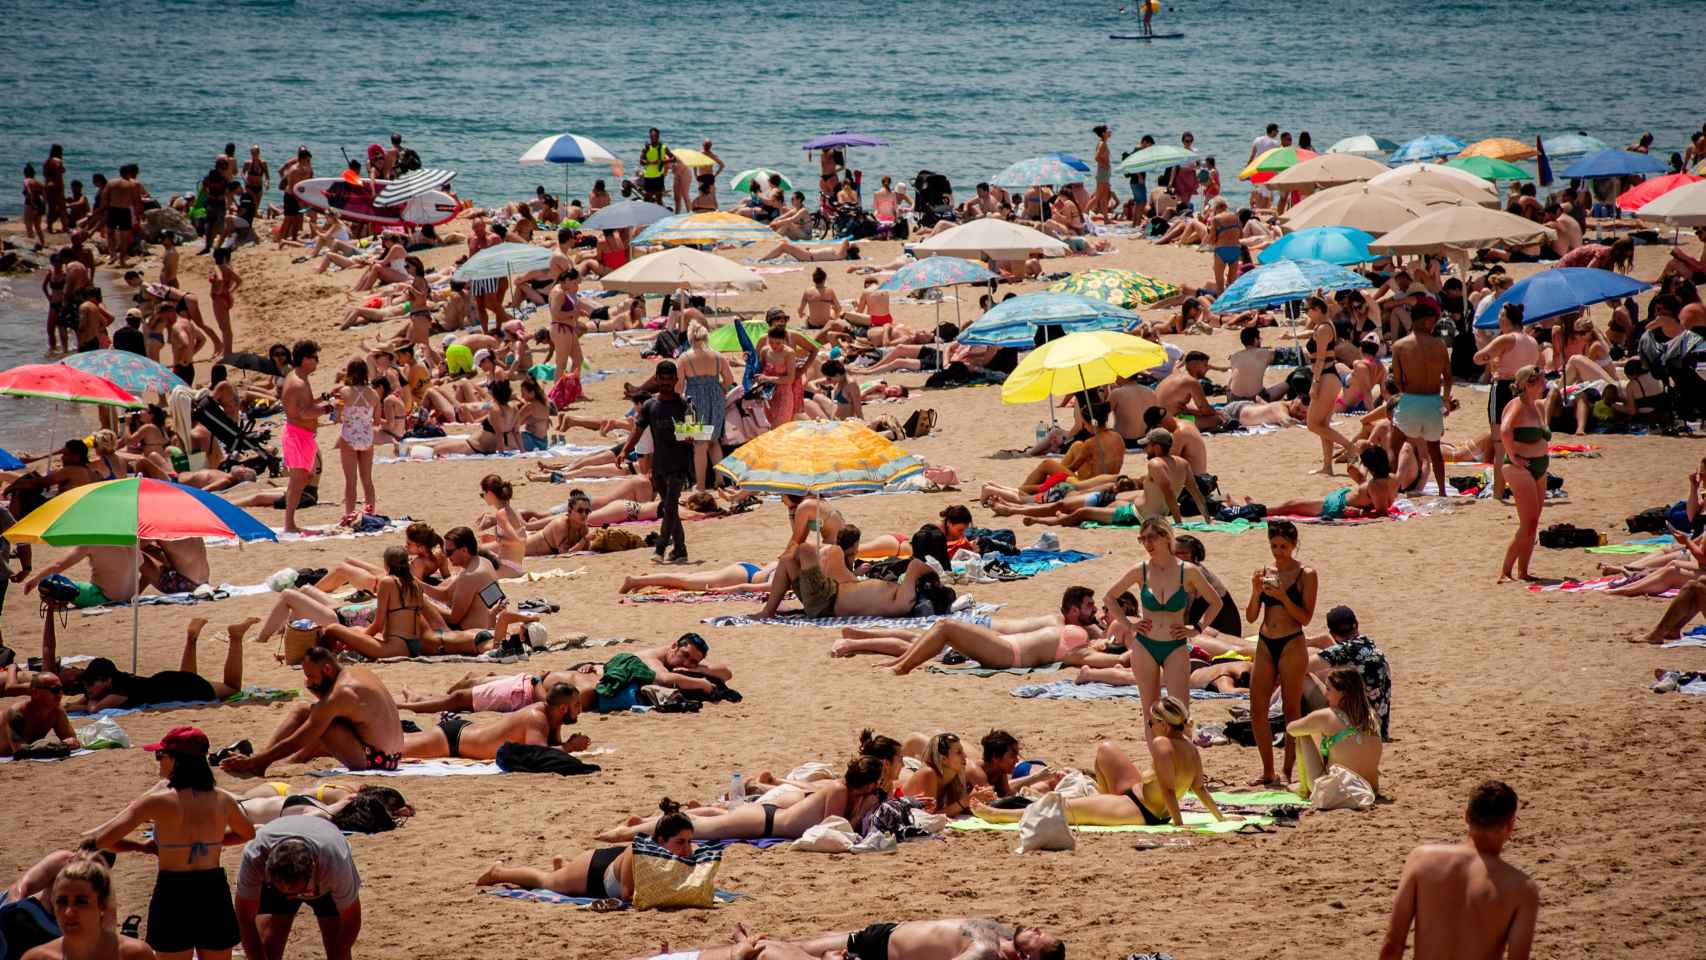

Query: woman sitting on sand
left=479, top=801, right=694, bottom=903
left=975, top=697, right=1226, bottom=829
left=314, top=522, right=451, bottom=593
left=902, top=732, right=979, bottom=817
left=1286, top=666, right=1383, bottom=799
left=595, top=757, right=886, bottom=843
left=476, top=474, right=527, bottom=570
left=236, top=783, right=412, bottom=832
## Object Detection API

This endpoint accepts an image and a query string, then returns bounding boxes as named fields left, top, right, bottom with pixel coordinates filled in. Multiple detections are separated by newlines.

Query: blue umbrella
left=0, top=447, right=24, bottom=470
left=1388, top=135, right=1467, bottom=164
left=1560, top=149, right=1668, bottom=179
left=878, top=257, right=998, bottom=294
left=1212, top=259, right=1372, bottom=313
left=1543, top=134, right=1609, bottom=160
left=802, top=131, right=888, bottom=150
left=991, top=156, right=1089, bottom=189
left=1257, top=227, right=1376, bottom=266
left=451, top=242, right=555, bottom=283
left=957, top=293, right=1144, bottom=347
left=579, top=200, right=673, bottom=232
left=1472, top=268, right=1652, bottom=329
left=1047, top=153, right=1093, bottom=172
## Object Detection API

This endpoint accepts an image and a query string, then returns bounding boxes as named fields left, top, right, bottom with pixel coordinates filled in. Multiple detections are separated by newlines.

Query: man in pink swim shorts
left=471, top=673, right=534, bottom=713
left=279, top=340, right=322, bottom=534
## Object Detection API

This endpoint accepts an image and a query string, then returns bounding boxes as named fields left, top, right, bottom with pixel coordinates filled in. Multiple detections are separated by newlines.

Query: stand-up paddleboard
left=1109, top=32, right=1185, bottom=39
left=291, top=178, right=459, bottom=227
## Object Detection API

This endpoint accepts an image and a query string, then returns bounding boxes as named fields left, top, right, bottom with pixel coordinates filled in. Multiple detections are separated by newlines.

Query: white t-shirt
left=1251, top=135, right=1280, bottom=158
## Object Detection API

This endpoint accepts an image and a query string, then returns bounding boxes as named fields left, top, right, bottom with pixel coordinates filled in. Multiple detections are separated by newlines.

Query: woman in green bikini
left=1286, top=666, right=1383, bottom=799
left=1498, top=366, right=1550, bottom=584
left=1244, top=519, right=1317, bottom=787
left=1103, top=517, right=1223, bottom=723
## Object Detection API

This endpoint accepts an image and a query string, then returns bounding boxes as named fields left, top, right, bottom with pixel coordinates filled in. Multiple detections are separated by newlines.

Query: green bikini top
left=1511, top=424, right=1551, bottom=444
left=1139, top=562, right=1191, bottom=613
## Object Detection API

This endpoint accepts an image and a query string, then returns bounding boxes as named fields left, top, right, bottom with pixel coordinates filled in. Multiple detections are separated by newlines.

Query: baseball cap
left=1325, top=605, right=1358, bottom=636
left=143, top=725, right=210, bottom=756
left=1143, top=428, right=1174, bottom=449
left=473, top=348, right=493, bottom=366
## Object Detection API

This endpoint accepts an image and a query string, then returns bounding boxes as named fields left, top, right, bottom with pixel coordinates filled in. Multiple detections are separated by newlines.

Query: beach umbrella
left=706, top=321, right=819, bottom=354
left=1001, top=331, right=1168, bottom=405
left=1326, top=135, right=1399, bottom=159
left=1371, top=162, right=1496, bottom=191
left=1616, top=173, right=1702, bottom=212
left=1239, top=146, right=1318, bottom=184
left=1264, top=153, right=1389, bottom=190
left=1211, top=259, right=1372, bottom=314
left=519, top=132, right=622, bottom=196
left=1116, top=144, right=1197, bottom=175
left=1560, top=149, right=1668, bottom=179
left=7, top=477, right=276, bottom=670
left=914, top=219, right=1067, bottom=259
left=374, top=168, right=456, bottom=207
left=990, top=156, right=1088, bottom=189
left=714, top=419, right=924, bottom=496
left=1047, top=153, right=1093, bottom=172
left=671, top=147, right=715, bottom=169
left=957, top=293, right=1145, bottom=347
left=1280, top=186, right=1427, bottom=235
left=1634, top=179, right=1706, bottom=226
left=578, top=200, right=673, bottom=232
left=730, top=168, right=792, bottom=192
left=1047, top=268, right=1180, bottom=309
left=801, top=131, right=889, bottom=150
left=1471, top=268, right=1653, bottom=330
left=1543, top=134, right=1608, bottom=160
left=1257, top=226, right=1376, bottom=266
left=1457, top=138, right=1538, bottom=162
left=633, top=211, right=779, bottom=247
left=1368, top=169, right=1497, bottom=206
left=0, top=364, right=141, bottom=409
left=59, top=350, right=187, bottom=399
left=1388, top=135, right=1467, bottom=164
left=1444, top=156, right=1532, bottom=182
left=0, top=447, right=25, bottom=470
left=877, top=257, right=998, bottom=295
left=599, top=247, right=765, bottom=294
left=1369, top=207, right=1555, bottom=256
left=452, top=242, right=555, bottom=283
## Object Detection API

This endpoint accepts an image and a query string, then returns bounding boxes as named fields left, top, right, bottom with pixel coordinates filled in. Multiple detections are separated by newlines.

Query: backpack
left=394, top=148, right=423, bottom=175
left=1537, top=523, right=1601, bottom=549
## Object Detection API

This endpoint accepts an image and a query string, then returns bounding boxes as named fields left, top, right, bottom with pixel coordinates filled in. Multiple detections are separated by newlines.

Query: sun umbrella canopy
left=802, top=131, right=888, bottom=150
left=1239, top=147, right=1317, bottom=184
left=715, top=420, right=924, bottom=496
left=1543, top=134, right=1608, bottom=160
left=990, top=156, right=1088, bottom=189
left=1281, top=186, right=1426, bottom=235
left=1211, top=259, right=1372, bottom=313
left=672, top=148, right=715, bottom=168
left=1388, top=135, right=1467, bottom=164
left=1047, top=268, right=1180, bottom=308
left=0, top=363, right=141, bottom=409
left=1258, top=227, right=1376, bottom=266
left=1444, top=156, right=1532, bottom=182
left=957, top=293, right=1144, bottom=347
left=59, top=350, right=186, bottom=398
left=519, top=133, right=619, bottom=167
left=1001, top=332, right=1168, bottom=405
left=1368, top=168, right=1497, bottom=206
left=707, top=321, right=819, bottom=354
left=877, top=257, right=998, bottom=294
left=1457, top=138, right=1538, bottom=162
left=1116, top=144, right=1197, bottom=175
left=1560, top=149, right=1668, bottom=179
left=1616, top=173, right=1702, bottom=212
left=1634, top=179, right=1706, bottom=226
left=1371, top=162, right=1495, bottom=191
left=1472, top=268, right=1653, bottom=329
left=1047, top=153, right=1093, bottom=172
left=452, top=242, right=555, bottom=282
left=634, top=211, right=779, bottom=247
left=1326, top=135, right=1399, bottom=159
left=7, top=477, right=276, bottom=546
left=578, top=200, right=674, bottom=232
left=1264, top=153, right=1389, bottom=190
left=0, top=447, right=23, bottom=470
left=914, top=220, right=1067, bottom=260
left=730, top=169, right=792, bottom=193
left=600, top=247, right=765, bottom=294
left=1370, top=207, right=1555, bottom=255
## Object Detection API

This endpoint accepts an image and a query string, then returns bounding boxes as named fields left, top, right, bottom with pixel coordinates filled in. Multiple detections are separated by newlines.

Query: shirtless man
left=0, top=673, right=79, bottom=757
left=279, top=340, right=321, bottom=533
left=24, top=544, right=138, bottom=608
left=791, top=919, right=1063, bottom=960
left=757, top=551, right=947, bottom=621
left=122, top=272, right=219, bottom=367
left=276, top=147, right=313, bottom=246
left=167, top=301, right=206, bottom=384
left=420, top=526, right=501, bottom=630
left=402, top=684, right=590, bottom=760
left=1154, top=351, right=1224, bottom=429
left=833, top=586, right=1104, bottom=673
left=221, top=645, right=404, bottom=774
left=1380, top=780, right=1538, bottom=960
left=1388, top=299, right=1452, bottom=498
left=102, top=164, right=145, bottom=267
left=1226, top=327, right=1277, bottom=401
left=73, top=290, right=111, bottom=353
left=1108, top=376, right=1161, bottom=448
left=1142, top=406, right=1207, bottom=475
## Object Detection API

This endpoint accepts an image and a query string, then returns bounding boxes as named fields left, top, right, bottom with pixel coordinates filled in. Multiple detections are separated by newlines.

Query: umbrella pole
left=130, top=542, right=141, bottom=672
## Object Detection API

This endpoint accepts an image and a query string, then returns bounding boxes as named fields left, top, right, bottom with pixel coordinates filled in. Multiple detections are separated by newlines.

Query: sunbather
left=594, top=757, right=885, bottom=842
left=754, top=546, right=953, bottom=621
left=67, top=617, right=256, bottom=712
left=236, top=782, right=413, bottom=830
left=402, top=683, right=589, bottom=760
left=477, top=800, right=693, bottom=902
left=1287, top=666, right=1383, bottom=799
left=1264, top=446, right=1398, bottom=520
left=831, top=587, right=1104, bottom=673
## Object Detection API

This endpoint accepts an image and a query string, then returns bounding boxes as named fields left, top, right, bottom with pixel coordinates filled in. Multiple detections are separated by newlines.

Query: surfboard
left=1109, top=32, right=1185, bottom=39
left=291, top=178, right=459, bottom=227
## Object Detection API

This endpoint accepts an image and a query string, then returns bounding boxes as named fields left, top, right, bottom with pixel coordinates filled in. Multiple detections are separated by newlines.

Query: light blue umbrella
left=1472, top=268, right=1652, bottom=329
left=991, top=156, right=1089, bottom=189
left=957, top=293, right=1144, bottom=347
left=451, top=242, right=555, bottom=283
left=60, top=350, right=187, bottom=397
left=1560, top=149, right=1668, bottom=179
left=1388, top=135, right=1467, bottom=164
left=1327, top=134, right=1399, bottom=159
left=1117, top=144, right=1197, bottom=175
left=1543, top=134, right=1609, bottom=160
left=580, top=200, right=673, bottom=232
left=1258, top=226, right=1376, bottom=266
left=1211, top=259, right=1372, bottom=313
left=878, top=257, right=998, bottom=294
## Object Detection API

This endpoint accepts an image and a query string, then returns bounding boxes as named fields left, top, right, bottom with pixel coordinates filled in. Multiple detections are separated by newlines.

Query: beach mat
left=0, top=748, right=104, bottom=764
left=948, top=811, right=1272, bottom=835
left=1661, top=626, right=1706, bottom=649
left=926, top=664, right=1063, bottom=678
left=482, top=887, right=743, bottom=907
left=1011, top=680, right=1246, bottom=702
left=72, top=686, right=297, bottom=720
left=704, top=603, right=1001, bottom=630
left=375, top=442, right=606, bottom=466
left=1528, top=575, right=1677, bottom=598
left=312, top=760, right=503, bottom=778
left=987, top=549, right=1099, bottom=577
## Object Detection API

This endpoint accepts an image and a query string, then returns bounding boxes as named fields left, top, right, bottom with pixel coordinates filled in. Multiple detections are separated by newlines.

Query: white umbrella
left=1368, top=168, right=1497, bottom=207
left=914, top=219, right=1068, bottom=259
left=1369, top=207, right=1555, bottom=256
left=599, top=247, right=765, bottom=294
left=1635, top=179, right=1706, bottom=227
left=1265, top=153, right=1389, bottom=190
left=1326, top=134, right=1400, bottom=159
left=1371, top=162, right=1493, bottom=190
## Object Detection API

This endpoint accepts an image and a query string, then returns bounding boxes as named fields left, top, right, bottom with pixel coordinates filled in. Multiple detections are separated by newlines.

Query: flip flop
left=1234, top=821, right=1276, bottom=835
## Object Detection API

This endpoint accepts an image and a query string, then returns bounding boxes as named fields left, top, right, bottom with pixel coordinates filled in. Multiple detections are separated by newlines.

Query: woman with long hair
left=333, top=357, right=379, bottom=524
left=902, top=732, right=974, bottom=816
left=477, top=474, right=526, bottom=569
left=676, top=322, right=735, bottom=491
left=1103, top=517, right=1222, bottom=723
left=1472, top=302, right=1539, bottom=500
left=30, top=851, right=155, bottom=960
left=1286, top=666, right=1383, bottom=798
left=1244, top=518, right=1317, bottom=787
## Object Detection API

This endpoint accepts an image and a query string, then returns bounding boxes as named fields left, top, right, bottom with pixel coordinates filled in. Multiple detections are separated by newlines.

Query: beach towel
left=0, top=749, right=102, bottom=764
left=1010, top=680, right=1246, bottom=702
left=990, top=549, right=1099, bottom=577
left=1660, top=626, right=1706, bottom=649
left=375, top=442, right=606, bottom=466
left=1586, top=535, right=1672, bottom=556
left=1527, top=575, right=1677, bottom=598
left=348, top=637, right=602, bottom=666
left=209, top=517, right=413, bottom=546
left=621, top=590, right=770, bottom=605
left=703, top=603, right=1002, bottom=630
left=311, top=760, right=503, bottom=777
left=926, top=664, right=1063, bottom=678
left=481, top=887, right=743, bottom=908
left=947, top=812, right=1272, bottom=835
left=71, top=686, right=297, bottom=720
left=74, top=581, right=275, bottom=614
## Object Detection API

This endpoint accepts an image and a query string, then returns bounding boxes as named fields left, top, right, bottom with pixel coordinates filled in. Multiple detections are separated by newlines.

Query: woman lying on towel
left=972, top=697, right=1226, bottom=829
left=1286, top=666, right=1383, bottom=799
left=478, top=800, right=693, bottom=902
left=238, top=783, right=412, bottom=832
left=1262, top=446, right=1397, bottom=520
left=619, top=560, right=778, bottom=594
left=595, top=756, right=886, bottom=843
left=699, top=731, right=906, bottom=813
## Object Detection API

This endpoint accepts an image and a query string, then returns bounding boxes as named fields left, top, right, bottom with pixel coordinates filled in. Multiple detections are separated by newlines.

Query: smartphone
left=478, top=581, right=505, bottom=609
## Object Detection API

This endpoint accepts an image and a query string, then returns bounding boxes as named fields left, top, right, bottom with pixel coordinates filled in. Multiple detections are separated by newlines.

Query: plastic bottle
left=729, top=772, right=744, bottom=806
left=1035, top=421, right=1048, bottom=445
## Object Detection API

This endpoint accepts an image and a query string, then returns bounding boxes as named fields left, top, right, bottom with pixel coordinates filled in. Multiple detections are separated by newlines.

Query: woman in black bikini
left=1243, top=518, right=1317, bottom=787
left=316, top=547, right=442, bottom=659
left=596, top=756, right=885, bottom=843
left=424, top=379, right=520, bottom=457
left=476, top=801, right=694, bottom=904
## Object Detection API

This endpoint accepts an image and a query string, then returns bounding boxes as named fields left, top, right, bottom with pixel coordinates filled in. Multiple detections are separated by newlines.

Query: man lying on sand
left=402, top=683, right=589, bottom=760
left=624, top=919, right=1065, bottom=960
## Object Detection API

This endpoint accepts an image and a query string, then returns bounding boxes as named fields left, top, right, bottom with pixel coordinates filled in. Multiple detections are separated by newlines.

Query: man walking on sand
left=1388, top=298, right=1452, bottom=499
left=1380, top=780, right=1539, bottom=960
left=280, top=340, right=321, bottom=534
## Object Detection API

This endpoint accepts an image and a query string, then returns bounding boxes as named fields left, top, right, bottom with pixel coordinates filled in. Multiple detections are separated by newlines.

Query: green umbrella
left=1116, top=144, right=1197, bottom=175
left=730, top=168, right=793, bottom=192
left=1444, top=156, right=1531, bottom=182
left=707, top=320, right=820, bottom=354
left=1048, top=268, right=1180, bottom=309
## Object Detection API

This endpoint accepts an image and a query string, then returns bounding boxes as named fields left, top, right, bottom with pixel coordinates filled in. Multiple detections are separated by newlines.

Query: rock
left=142, top=207, right=197, bottom=243
left=0, top=247, right=49, bottom=274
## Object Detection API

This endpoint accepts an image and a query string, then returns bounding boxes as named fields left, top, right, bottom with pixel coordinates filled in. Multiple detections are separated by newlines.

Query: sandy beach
left=3, top=218, right=1705, bottom=960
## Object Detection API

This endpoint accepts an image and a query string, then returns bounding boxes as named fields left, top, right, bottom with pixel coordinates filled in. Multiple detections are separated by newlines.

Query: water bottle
left=1035, top=421, right=1048, bottom=445
left=729, top=772, right=744, bottom=806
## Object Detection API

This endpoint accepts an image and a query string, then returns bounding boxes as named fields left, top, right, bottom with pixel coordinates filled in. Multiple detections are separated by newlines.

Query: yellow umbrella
left=673, top=147, right=716, bottom=168
left=1457, top=137, right=1538, bottom=162
left=713, top=420, right=924, bottom=495
left=1001, top=331, right=1168, bottom=405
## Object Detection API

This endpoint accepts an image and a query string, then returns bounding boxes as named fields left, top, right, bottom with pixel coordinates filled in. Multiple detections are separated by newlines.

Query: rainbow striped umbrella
left=714, top=420, right=924, bottom=496
left=1239, top=147, right=1318, bottom=184
left=8, top=477, right=276, bottom=668
left=634, top=211, right=780, bottom=247
left=0, top=363, right=141, bottom=408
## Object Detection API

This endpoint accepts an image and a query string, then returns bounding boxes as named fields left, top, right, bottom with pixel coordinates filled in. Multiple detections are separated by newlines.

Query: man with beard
left=221, top=645, right=404, bottom=774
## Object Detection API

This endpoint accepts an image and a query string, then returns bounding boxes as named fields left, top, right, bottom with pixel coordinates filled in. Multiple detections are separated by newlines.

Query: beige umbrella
left=1369, top=206, right=1555, bottom=255
left=1368, top=167, right=1497, bottom=206
left=1282, top=186, right=1427, bottom=235
left=1372, top=162, right=1494, bottom=188
left=1265, top=153, right=1389, bottom=190
left=599, top=247, right=766, bottom=294
left=915, top=218, right=1068, bottom=259
left=1635, top=179, right=1706, bottom=227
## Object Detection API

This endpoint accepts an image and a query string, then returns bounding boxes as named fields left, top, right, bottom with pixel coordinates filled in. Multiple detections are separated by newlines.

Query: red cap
left=143, top=726, right=210, bottom=756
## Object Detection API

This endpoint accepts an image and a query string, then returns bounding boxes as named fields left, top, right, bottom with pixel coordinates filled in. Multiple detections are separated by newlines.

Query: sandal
left=587, top=897, right=626, bottom=913
left=1233, top=821, right=1276, bottom=835
left=339, top=512, right=357, bottom=527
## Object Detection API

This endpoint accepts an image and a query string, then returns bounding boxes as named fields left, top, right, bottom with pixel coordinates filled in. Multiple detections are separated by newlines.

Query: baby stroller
left=913, top=170, right=956, bottom=229
left=817, top=202, right=881, bottom=240
left=192, top=393, right=281, bottom=477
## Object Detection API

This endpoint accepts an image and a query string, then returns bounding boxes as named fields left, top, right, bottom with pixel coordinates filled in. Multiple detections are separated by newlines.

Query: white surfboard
left=291, top=178, right=459, bottom=227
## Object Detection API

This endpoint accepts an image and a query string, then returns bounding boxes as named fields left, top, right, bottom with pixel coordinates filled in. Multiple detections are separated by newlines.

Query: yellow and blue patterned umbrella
left=1047, top=268, right=1179, bottom=308
left=634, top=211, right=780, bottom=247
left=714, top=420, right=925, bottom=495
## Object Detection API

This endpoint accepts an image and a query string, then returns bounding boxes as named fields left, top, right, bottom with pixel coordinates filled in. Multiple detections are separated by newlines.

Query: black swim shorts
left=147, top=869, right=240, bottom=953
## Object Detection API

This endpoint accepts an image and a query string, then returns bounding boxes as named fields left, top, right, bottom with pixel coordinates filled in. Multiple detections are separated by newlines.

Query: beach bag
left=630, top=835, right=721, bottom=909
left=1537, top=523, right=1600, bottom=549
left=1050, top=769, right=1099, bottom=800
left=282, top=620, right=320, bottom=665
left=791, top=816, right=859, bottom=853
left=1310, top=766, right=1376, bottom=811
left=1015, top=792, right=1075, bottom=854
left=589, top=528, right=645, bottom=553
left=549, top=373, right=583, bottom=410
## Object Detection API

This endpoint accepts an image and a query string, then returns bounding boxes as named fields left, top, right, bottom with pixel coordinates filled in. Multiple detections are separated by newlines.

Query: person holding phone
left=419, top=526, right=501, bottom=631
